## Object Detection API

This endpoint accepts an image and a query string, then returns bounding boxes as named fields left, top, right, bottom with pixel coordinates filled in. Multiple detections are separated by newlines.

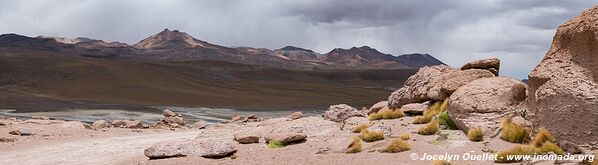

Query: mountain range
left=0, top=29, right=443, bottom=69
left=0, top=29, right=444, bottom=111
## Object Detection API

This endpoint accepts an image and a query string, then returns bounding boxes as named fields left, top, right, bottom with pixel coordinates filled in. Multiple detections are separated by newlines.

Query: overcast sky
left=1, top=0, right=597, bottom=78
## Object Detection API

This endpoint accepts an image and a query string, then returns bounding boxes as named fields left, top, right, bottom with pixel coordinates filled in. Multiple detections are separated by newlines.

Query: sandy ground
left=1, top=116, right=595, bottom=165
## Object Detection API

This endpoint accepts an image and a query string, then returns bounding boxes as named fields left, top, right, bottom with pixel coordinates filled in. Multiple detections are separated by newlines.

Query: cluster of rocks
left=154, top=109, right=186, bottom=129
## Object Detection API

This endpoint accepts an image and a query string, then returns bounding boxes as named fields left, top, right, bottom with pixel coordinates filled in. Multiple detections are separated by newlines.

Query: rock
left=0, top=121, right=9, bottom=126
left=511, top=116, right=531, bottom=128
left=155, top=114, right=186, bottom=129
left=31, top=116, right=50, bottom=120
left=191, top=121, right=207, bottom=129
left=370, top=124, right=391, bottom=136
left=388, top=65, right=457, bottom=109
left=0, top=137, right=16, bottom=142
left=112, top=120, right=144, bottom=129
left=461, top=58, right=500, bottom=76
left=265, top=133, right=307, bottom=144
left=91, top=120, right=111, bottom=129
left=322, top=104, right=364, bottom=122
left=288, top=112, right=304, bottom=120
left=400, top=102, right=429, bottom=116
left=234, top=133, right=260, bottom=144
left=557, top=140, right=584, bottom=154
left=447, top=77, right=527, bottom=137
left=439, top=69, right=495, bottom=96
left=162, top=109, right=177, bottom=117
left=231, top=115, right=242, bottom=122
left=144, top=139, right=237, bottom=159
left=9, top=128, right=32, bottom=136
left=367, top=101, right=388, bottom=115
left=59, top=121, right=86, bottom=129
left=527, top=6, right=598, bottom=145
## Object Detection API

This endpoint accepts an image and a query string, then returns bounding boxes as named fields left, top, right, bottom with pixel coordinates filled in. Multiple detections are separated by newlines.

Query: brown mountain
left=0, top=30, right=444, bottom=111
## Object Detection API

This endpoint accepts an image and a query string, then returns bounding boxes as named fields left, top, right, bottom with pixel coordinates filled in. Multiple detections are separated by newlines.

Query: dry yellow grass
left=495, top=145, right=539, bottom=163
left=467, top=128, right=484, bottom=142
left=538, top=141, right=564, bottom=155
left=351, top=123, right=370, bottom=133
left=532, top=128, right=556, bottom=147
left=368, top=107, right=405, bottom=121
left=412, top=100, right=448, bottom=124
left=400, top=134, right=411, bottom=141
left=346, top=136, right=362, bottom=153
left=381, top=139, right=410, bottom=153
left=500, top=118, right=531, bottom=143
left=359, top=129, right=385, bottom=142
left=593, top=152, right=597, bottom=165
left=417, top=120, right=439, bottom=135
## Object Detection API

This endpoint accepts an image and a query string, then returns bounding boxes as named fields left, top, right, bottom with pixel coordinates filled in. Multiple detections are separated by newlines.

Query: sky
left=1, top=0, right=597, bottom=79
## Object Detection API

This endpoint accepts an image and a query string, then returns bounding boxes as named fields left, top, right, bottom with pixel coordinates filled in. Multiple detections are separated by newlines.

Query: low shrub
left=400, top=134, right=410, bottom=141
left=438, top=111, right=457, bottom=130
left=495, top=145, right=539, bottom=163
left=500, top=118, right=531, bottom=143
left=267, top=140, right=285, bottom=148
left=538, top=141, right=564, bottom=155
left=380, top=139, right=410, bottom=153
left=346, top=136, right=362, bottom=153
left=532, top=128, right=556, bottom=147
left=417, top=120, right=439, bottom=135
left=368, top=107, right=405, bottom=121
left=359, top=129, right=385, bottom=142
left=351, top=123, right=370, bottom=133
left=467, top=128, right=484, bottom=142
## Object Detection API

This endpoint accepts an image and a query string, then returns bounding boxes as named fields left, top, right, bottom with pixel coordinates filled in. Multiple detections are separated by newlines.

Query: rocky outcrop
left=447, top=77, right=527, bottom=137
left=154, top=109, right=186, bottom=129
left=528, top=6, right=598, bottom=145
left=322, top=104, right=364, bottom=122
left=388, top=65, right=457, bottom=108
left=144, top=139, right=237, bottom=159
left=461, top=58, right=500, bottom=76
left=367, top=101, right=387, bottom=115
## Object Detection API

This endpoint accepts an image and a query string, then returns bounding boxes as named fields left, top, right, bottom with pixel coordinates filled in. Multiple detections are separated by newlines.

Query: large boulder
left=322, top=104, right=364, bottom=122
left=439, top=69, right=495, bottom=96
left=388, top=65, right=457, bottom=109
left=461, top=58, right=500, bottom=76
left=528, top=6, right=598, bottom=145
left=400, top=102, right=429, bottom=116
left=447, top=77, right=527, bottom=137
left=144, top=139, right=237, bottom=159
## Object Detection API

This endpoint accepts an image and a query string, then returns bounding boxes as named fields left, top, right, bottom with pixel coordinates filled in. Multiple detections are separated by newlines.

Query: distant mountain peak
left=133, top=29, right=208, bottom=49
left=277, top=46, right=315, bottom=53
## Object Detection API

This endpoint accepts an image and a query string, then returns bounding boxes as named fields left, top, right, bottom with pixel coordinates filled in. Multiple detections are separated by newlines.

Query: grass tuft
left=267, top=140, right=285, bottom=148
left=495, top=145, right=539, bottom=163
left=538, top=141, right=564, bottom=155
left=500, top=118, right=531, bottom=143
left=400, top=134, right=411, bottom=141
left=345, top=136, right=363, bottom=153
left=532, top=128, right=556, bottom=147
left=417, top=120, right=439, bottom=135
left=467, top=127, right=484, bottom=142
left=412, top=100, right=448, bottom=124
left=351, top=123, right=370, bottom=133
left=359, top=129, right=385, bottom=142
left=368, top=107, right=405, bottom=121
left=380, top=139, right=410, bottom=153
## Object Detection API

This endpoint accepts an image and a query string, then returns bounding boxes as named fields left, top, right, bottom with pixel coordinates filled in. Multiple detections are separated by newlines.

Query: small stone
left=234, top=133, right=260, bottom=144
left=265, top=133, right=307, bottom=144
left=0, top=137, right=16, bottom=143
left=288, top=112, right=304, bottom=120
left=162, top=109, right=177, bottom=117
left=9, top=128, right=32, bottom=136
left=191, top=121, right=208, bottom=129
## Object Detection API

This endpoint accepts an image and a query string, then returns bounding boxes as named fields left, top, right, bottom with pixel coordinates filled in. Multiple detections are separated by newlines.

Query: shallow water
left=0, top=107, right=325, bottom=124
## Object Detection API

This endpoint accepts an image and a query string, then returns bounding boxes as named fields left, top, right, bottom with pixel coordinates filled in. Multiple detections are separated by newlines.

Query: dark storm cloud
left=0, top=0, right=597, bottom=78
